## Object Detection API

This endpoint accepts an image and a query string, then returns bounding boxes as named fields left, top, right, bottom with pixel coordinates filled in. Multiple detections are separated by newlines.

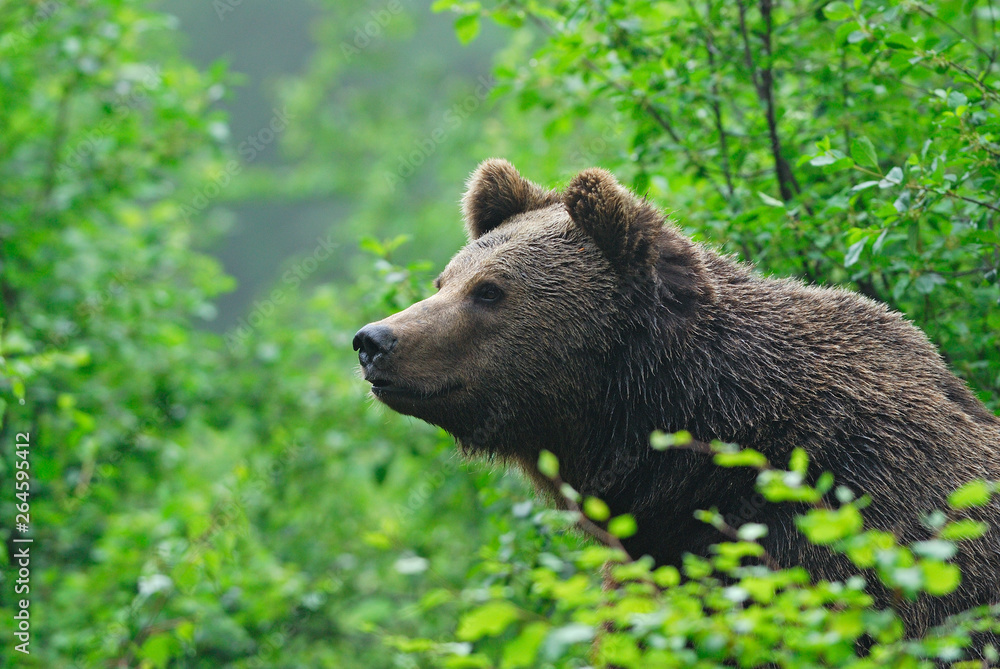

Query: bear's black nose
left=353, top=324, right=398, bottom=366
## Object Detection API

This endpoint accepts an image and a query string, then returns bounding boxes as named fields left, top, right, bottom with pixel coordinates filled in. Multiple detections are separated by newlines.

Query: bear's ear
left=565, top=168, right=714, bottom=303
left=564, top=168, right=663, bottom=270
left=462, top=159, right=559, bottom=239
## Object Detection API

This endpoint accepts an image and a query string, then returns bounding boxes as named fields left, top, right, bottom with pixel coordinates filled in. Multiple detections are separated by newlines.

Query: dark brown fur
left=355, top=159, right=1000, bottom=644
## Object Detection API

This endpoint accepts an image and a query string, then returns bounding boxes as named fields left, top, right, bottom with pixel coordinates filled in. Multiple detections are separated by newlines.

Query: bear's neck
left=533, top=276, right=795, bottom=561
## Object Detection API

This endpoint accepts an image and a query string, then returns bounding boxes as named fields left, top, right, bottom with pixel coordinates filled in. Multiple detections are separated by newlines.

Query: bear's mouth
left=366, top=374, right=461, bottom=400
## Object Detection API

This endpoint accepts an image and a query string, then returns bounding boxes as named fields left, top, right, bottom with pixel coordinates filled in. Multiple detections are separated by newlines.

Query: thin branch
left=853, top=164, right=1000, bottom=214
left=921, top=55, right=1000, bottom=101
left=40, top=89, right=72, bottom=203
left=840, top=47, right=852, bottom=152
left=707, top=512, right=783, bottom=571
left=855, top=276, right=884, bottom=303
left=945, top=189, right=1000, bottom=213
left=783, top=0, right=841, bottom=28
left=736, top=0, right=802, bottom=203
left=975, top=141, right=1000, bottom=159
left=916, top=3, right=993, bottom=61
left=736, top=1, right=764, bottom=93
left=986, top=0, right=999, bottom=74
left=0, top=233, right=17, bottom=316
left=989, top=214, right=1000, bottom=273
left=939, top=267, right=998, bottom=278
left=736, top=0, right=819, bottom=280
left=39, top=40, right=116, bottom=210
left=39, top=68, right=87, bottom=209
left=551, top=470, right=634, bottom=560
left=694, top=0, right=736, bottom=201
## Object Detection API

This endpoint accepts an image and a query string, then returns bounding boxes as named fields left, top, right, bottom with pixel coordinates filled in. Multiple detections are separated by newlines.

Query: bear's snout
left=353, top=323, right=398, bottom=369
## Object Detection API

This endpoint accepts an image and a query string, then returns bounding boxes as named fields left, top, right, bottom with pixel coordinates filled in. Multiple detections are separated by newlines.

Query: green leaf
left=847, top=29, right=867, bottom=44
left=598, top=632, right=643, bottom=666
left=491, top=11, right=525, bottom=29
left=456, top=601, right=522, bottom=641
left=559, top=482, right=580, bottom=503
left=834, top=21, right=857, bottom=44
left=694, top=508, right=724, bottom=528
left=583, top=496, right=610, bottom=522
left=758, top=191, right=785, bottom=207
left=939, top=519, right=989, bottom=541
left=649, top=430, right=670, bottom=450
left=810, top=154, right=838, bottom=166
left=845, top=529, right=897, bottom=568
left=884, top=32, right=914, bottom=50
left=359, top=236, right=385, bottom=256
left=878, top=166, right=904, bottom=187
left=537, top=450, right=559, bottom=479
left=948, top=480, right=994, bottom=509
left=419, top=588, right=454, bottom=610
left=844, top=238, right=867, bottom=268
left=795, top=505, right=864, bottom=544
left=890, top=566, right=924, bottom=593
left=612, top=556, right=656, bottom=582
left=758, top=472, right=823, bottom=503
left=714, top=541, right=764, bottom=562
left=823, top=1, right=853, bottom=20
left=817, top=156, right=856, bottom=173
left=892, top=275, right=911, bottom=301
left=738, top=523, right=769, bottom=541
left=816, top=472, right=836, bottom=495
left=850, top=136, right=879, bottom=169
left=501, top=621, right=548, bottom=669
left=871, top=228, right=890, bottom=254
left=947, top=91, right=968, bottom=108
left=920, top=560, right=961, bottom=596
left=789, top=448, right=809, bottom=475
left=653, top=565, right=681, bottom=588
left=911, top=540, right=958, bottom=561
left=454, top=14, right=481, bottom=44
left=139, top=635, right=178, bottom=669
left=913, top=272, right=945, bottom=295
left=714, top=448, right=769, bottom=469
left=649, top=430, right=692, bottom=450
left=608, top=514, right=638, bottom=538
left=542, top=624, right=595, bottom=657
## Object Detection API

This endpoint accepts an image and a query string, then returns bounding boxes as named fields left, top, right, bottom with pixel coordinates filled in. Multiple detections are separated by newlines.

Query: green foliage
left=1, top=0, right=999, bottom=667
left=949, top=480, right=1000, bottom=510
left=1, top=3, right=493, bottom=667
left=394, top=438, right=1000, bottom=667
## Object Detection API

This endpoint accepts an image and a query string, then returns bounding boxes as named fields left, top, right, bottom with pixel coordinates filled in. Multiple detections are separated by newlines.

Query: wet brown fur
left=358, top=159, right=1000, bottom=644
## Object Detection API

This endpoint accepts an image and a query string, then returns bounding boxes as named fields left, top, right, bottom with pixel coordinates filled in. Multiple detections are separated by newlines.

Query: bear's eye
left=472, top=282, right=503, bottom=304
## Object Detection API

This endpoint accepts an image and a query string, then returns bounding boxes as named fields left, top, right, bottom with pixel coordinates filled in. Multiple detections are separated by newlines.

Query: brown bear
left=354, top=159, right=1000, bottom=644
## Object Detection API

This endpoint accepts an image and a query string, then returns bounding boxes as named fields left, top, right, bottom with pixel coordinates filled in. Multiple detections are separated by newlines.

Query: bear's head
left=354, top=159, right=714, bottom=460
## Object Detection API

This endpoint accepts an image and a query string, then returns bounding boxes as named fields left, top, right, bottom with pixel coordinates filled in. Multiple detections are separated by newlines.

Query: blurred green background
left=1, top=0, right=998, bottom=666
